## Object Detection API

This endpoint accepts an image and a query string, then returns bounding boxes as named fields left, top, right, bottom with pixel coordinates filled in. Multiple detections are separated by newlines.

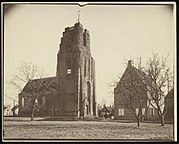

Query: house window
left=136, top=108, right=145, bottom=115
left=67, top=69, right=71, bottom=75
left=152, top=108, right=154, bottom=116
left=149, top=108, right=154, bottom=116
left=22, top=97, right=24, bottom=107
left=142, top=108, right=145, bottom=115
left=118, top=109, right=124, bottom=116
left=136, top=108, right=139, bottom=115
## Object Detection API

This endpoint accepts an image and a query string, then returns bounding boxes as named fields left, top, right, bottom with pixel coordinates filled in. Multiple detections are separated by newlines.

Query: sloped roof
left=105, top=106, right=113, bottom=112
left=21, top=76, right=57, bottom=94
left=165, top=88, right=174, bottom=99
left=115, top=63, right=148, bottom=91
left=100, top=105, right=113, bottom=113
left=134, top=67, right=146, bottom=80
left=3, top=105, right=7, bottom=111
left=97, top=105, right=103, bottom=111
left=133, top=67, right=151, bottom=86
left=11, top=105, right=19, bottom=111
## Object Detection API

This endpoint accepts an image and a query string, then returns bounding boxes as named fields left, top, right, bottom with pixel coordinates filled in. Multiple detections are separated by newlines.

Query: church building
left=55, top=22, right=97, bottom=117
left=18, top=21, right=97, bottom=118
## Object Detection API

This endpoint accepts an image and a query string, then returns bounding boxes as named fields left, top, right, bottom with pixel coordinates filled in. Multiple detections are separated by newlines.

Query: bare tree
left=144, top=53, right=173, bottom=126
left=113, top=60, right=149, bottom=128
left=9, top=62, right=54, bottom=121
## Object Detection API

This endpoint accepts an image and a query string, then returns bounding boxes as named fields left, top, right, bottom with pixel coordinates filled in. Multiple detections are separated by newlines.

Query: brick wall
left=56, top=22, right=96, bottom=117
left=114, top=61, right=148, bottom=120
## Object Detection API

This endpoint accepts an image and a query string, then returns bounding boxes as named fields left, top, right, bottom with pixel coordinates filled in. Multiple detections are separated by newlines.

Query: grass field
left=3, top=117, right=174, bottom=141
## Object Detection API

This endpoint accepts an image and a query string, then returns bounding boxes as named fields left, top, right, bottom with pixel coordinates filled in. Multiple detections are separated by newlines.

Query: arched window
left=87, top=81, right=91, bottom=114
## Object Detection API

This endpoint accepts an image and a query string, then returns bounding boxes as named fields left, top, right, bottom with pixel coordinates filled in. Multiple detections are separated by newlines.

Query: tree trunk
left=31, top=111, right=34, bottom=121
left=160, top=115, right=165, bottom=126
left=136, top=116, right=140, bottom=128
left=13, top=111, right=15, bottom=116
left=31, top=106, right=35, bottom=121
left=31, top=101, right=36, bottom=121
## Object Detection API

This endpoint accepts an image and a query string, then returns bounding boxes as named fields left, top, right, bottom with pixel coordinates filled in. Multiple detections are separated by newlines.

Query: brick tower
left=56, top=22, right=96, bottom=118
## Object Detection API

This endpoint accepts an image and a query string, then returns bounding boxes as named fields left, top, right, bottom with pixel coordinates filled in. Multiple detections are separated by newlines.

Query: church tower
left=56, top=22, right=97, bottom=118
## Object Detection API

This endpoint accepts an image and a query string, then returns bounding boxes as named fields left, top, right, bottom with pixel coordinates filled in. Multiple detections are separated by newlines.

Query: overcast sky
left=4, top=3, right=175, bottom=106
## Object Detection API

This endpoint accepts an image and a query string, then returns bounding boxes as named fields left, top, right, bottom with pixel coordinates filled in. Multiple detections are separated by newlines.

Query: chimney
left=128, top=60, right=132, bottom=67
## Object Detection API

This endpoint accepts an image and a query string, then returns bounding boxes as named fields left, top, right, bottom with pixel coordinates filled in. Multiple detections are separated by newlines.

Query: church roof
left=21, top=76, right=57, bottom=94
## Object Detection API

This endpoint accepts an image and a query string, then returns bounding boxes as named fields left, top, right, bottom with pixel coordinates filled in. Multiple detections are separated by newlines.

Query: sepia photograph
left=2, top=2, right=176, bottom=142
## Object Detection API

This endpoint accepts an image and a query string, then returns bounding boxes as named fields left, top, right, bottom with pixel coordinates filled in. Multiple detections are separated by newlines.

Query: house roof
left=165, top=88, right=174, bottom=99
left=100, top=105, right=113, bottom=113
left=21, top=76, right=57, bottom=94
left=11, top=105, right=19, bottom=111
left=115, top=61, right=149, bottom=91
left=97, top=105, right=103, bottom=111
left=105, top=106, right=113, bottom=112
left=3, top=105, right=7, bottom=111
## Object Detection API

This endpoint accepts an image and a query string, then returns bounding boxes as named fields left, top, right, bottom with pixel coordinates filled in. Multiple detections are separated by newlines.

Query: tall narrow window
left=22, top=97, right=24, bottom=107
left=88, top=59, right=90, bottom=78
left=84, top=57, right=86, bottom=77
left=83, top=30, right=87, bottom=46
left=152, top=108, right=155, bottom=116
left=142, top=108, right=145, bottom=115
left=121, top=109, right=124, bottom=115
left=149, top=108, right=154, bottom=116
left=91, top=59, right=93, bottom=80
left=136, top=108, right=139, bottom=115
left=87, top=82, right=91, bottom=113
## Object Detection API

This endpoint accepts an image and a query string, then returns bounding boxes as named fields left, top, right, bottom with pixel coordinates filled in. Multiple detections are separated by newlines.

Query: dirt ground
left=3, top=117, right=174, bottom=142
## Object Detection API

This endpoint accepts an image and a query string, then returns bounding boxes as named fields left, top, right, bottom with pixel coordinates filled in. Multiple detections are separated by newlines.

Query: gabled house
left=18, top=76, right=57, bottom=117
left=114, top=60, right=158, bottom=121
